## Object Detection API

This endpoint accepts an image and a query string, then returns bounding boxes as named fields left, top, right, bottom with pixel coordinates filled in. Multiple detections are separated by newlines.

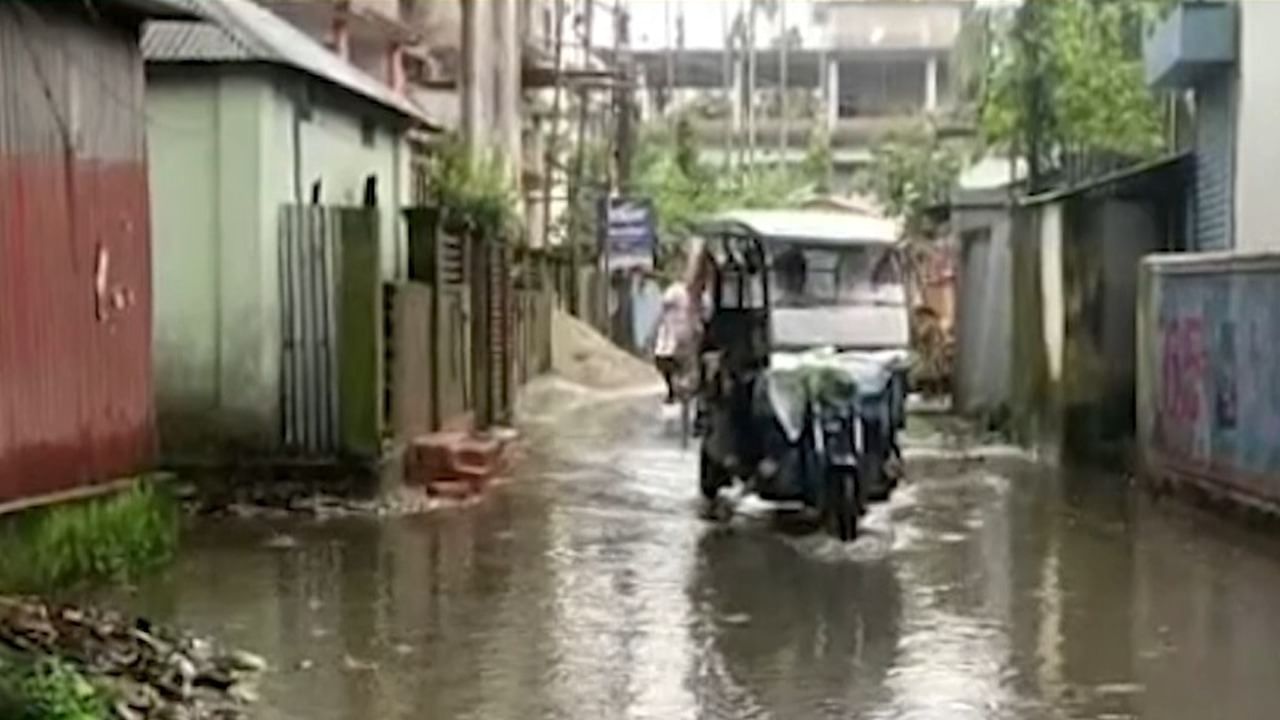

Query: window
left=361, top=118, right=376, bottom=148
left=771, top=245, right=904, bottom=308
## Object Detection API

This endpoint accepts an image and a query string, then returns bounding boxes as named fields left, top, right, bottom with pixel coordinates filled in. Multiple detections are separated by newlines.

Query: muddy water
left=110, top=387, right=1280, bottom=719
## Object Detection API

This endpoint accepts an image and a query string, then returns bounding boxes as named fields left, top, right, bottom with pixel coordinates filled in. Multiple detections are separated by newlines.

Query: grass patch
left=0, top=654, right=108, bottom=720
left=0, top=482, right=179, bottom=593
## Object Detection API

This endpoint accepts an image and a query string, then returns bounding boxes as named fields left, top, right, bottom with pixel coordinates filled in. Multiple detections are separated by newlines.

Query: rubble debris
left=184, top=483, right=452, bottom=519
left=0, top=597, right=264, bottom=720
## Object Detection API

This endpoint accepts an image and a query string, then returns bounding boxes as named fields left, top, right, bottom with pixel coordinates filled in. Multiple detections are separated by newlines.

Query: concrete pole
left=664, top=0, right=673, bottom=116
left=461, top=0, right=484, bottom=149
left=746, top=1, right=757, bottom=166
left=826, top=55, right=840, bottom=130
left=496, top=0, right=522, bottom=180
left=925, top=55, right=939, bottom=113
left=722, top=0, right=733, bottom=171
left=779, top=0, right=789, bottom=159
left=731, top=50, right=744, bottom=139
left=540, top=0, right=565, bottom=249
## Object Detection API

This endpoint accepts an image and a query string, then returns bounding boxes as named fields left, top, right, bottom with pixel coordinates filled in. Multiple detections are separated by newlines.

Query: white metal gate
left=280, top=205, right=341, bottom=454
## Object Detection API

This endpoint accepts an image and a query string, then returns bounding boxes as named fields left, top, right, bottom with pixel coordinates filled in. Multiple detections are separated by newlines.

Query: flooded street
left=111, top=384, right=1280, bottom=720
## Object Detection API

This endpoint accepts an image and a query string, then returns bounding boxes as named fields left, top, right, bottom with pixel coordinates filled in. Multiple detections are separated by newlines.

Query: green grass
left=0, top=482, right=179, bottom=593
left=0, top=654, right=108, bottom=720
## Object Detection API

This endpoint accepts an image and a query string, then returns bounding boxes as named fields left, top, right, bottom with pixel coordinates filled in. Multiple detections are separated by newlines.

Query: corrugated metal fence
left=0, top=5, right=155, bottom=504
left=279, top=206, right=342, bottom=454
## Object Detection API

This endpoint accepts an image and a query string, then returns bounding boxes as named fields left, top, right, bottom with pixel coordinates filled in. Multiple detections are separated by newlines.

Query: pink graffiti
left=1161, top=316, right=1206, bottom=426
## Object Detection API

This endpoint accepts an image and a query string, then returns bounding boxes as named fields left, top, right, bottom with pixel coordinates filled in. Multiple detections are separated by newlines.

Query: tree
left=982, top=0, right=1172, bottom=185
left=801, top=128, right=832, bottom=192
left=631, top=117, right=816, bottom=268
left=857, top=126, right=966, bottom=236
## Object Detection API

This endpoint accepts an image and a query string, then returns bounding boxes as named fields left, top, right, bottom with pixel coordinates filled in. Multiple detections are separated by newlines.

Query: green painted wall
left=148, top=73, right=219, bottom=446
left=148, top=65, right=409, bottom=459
left=338, top=211, right=384, bottom=456
left=149, top=69, right=273, bottom=455
left=262, top=82, right=408, bottom=280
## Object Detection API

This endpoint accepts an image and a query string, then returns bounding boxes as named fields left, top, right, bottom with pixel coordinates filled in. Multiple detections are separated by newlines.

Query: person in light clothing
left=651, top=281, right=695, bottom=403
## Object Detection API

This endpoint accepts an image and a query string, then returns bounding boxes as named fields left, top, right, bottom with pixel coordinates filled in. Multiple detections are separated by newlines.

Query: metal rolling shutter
left=1195, top=80, right=1235, bottom=251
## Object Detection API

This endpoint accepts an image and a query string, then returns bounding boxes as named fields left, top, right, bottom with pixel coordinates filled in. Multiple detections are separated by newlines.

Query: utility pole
left=540, top=0, right=565, bottom=249
left=721, top=0, right=733, bottom=171
left=568, top=0, right=595, bottom=316
left=675, top=2, right=685, bottom=122
left=663, top=0, right=674, bottom=118
left=614, top=2, right=634, bottom=193
left=779, top=0, right=789, bottom=160
left=746, top=0, right=757, bottom=167
left=460, top=0, right=483, bottom=151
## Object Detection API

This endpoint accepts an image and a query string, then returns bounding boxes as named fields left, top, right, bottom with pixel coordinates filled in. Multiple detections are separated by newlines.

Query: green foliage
left=857, top=126, right=967, bottom=235
left=801, top=129, right=833, bottom=192
left=631, top=118, right=823, bottom=264
left=0, top=656, right=108, bottom=720
left=427, top=134, right=521, bottom=238
left=0, top=483, right=179, bottom=593
left=982, top=0, right=1169, bottom=165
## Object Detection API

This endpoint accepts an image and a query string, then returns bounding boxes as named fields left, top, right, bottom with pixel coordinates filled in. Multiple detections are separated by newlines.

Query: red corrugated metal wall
left=0, top=5, right=155, bottom=504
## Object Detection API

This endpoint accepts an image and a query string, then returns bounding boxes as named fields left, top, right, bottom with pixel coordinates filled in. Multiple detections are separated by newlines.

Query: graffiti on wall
left=1148, top=269, right=1280, bottom=480
left=1159, top=315, right=1206, bottom=427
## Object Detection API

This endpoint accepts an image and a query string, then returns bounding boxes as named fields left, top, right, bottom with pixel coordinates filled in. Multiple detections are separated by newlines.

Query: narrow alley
left=105, top=383, right=1280, bottom=720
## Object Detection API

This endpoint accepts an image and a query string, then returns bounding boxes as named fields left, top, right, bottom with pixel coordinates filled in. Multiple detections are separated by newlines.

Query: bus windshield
left=770, top=243, right=906, bottom=309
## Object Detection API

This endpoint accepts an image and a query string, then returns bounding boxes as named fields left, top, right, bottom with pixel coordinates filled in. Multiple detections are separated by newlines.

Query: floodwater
left=111, top=382, right=1280, bottom=719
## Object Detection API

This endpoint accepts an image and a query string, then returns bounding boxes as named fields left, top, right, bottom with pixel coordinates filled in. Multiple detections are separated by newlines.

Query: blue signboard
left=601, top=197, right=656, bottom=271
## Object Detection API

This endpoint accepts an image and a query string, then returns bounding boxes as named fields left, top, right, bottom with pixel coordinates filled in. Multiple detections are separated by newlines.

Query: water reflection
left=98, top=391, right=1280, bottom=720
left=690, top=528, right=901, bottom=718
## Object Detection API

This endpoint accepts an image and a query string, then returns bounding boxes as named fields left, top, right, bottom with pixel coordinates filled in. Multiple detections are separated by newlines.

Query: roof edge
left=110, top=0, right=201, bottom=20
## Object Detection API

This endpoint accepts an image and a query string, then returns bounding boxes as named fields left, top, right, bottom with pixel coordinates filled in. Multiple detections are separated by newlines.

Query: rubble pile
left=0, top=597, right=264, bottom=720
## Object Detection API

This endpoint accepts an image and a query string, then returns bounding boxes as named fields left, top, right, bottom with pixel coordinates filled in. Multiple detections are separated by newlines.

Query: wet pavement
left=108, top=382, right=1280, bottom=719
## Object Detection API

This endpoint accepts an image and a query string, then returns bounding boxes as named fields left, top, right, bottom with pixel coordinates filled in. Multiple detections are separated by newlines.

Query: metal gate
left=280, top=206, right=341, bottom=454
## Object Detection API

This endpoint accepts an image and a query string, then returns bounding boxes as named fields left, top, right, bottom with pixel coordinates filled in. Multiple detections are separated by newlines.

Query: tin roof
left=142, top=0, right=435, bottom=126
left=702, top=210, right=902, bottom=247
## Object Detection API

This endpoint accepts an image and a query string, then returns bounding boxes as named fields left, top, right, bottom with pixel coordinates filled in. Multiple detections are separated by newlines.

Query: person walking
left=651, top=280, right=695, bottom=404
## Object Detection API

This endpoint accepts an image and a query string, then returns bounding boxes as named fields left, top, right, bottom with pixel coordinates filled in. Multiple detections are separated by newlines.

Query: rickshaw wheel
left=863, top=430, right=891, bottom=503
left=824, top=468, right=861, bottom=541
left=699, top=450, right=730, bottom=501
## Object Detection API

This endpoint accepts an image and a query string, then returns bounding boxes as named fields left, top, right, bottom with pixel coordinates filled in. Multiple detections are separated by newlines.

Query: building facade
left=144, top=0, right=429, bottom=457
left=622, top=0, right=971, bottom=184
left=1137, top=1, right=1280, bottom=512
left=1146, top=0, right=1280, bottom=252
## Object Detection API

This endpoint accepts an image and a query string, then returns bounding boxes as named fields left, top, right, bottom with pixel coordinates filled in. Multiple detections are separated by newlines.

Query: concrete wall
left=148, top=66, right=408, bottom=457
left=1233, top=0, right=1280, bottom=253
left=1138, top=252, right=1280, bottom=510
left=1061, top=200, right=1162, bottom=460
left=1012, top=195, right=1170, bottom=463
left=954, top=208, right=1012, bottom=416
